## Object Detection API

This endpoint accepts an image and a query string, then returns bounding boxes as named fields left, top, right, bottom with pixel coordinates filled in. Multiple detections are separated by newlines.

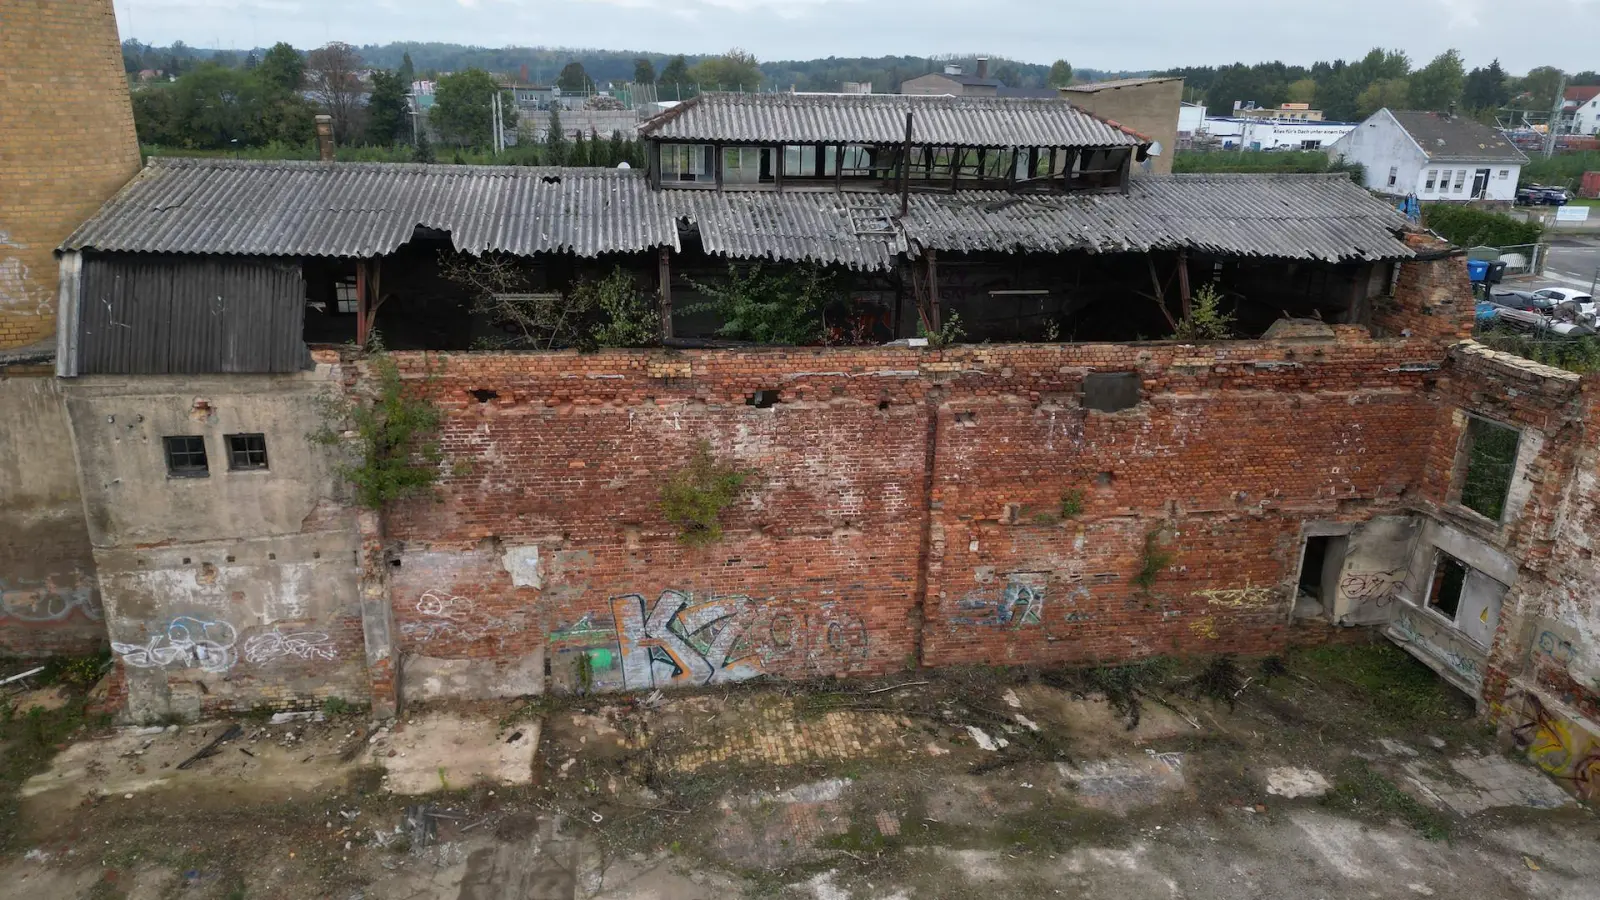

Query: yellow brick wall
left=0, top=0, right=141, bottom=349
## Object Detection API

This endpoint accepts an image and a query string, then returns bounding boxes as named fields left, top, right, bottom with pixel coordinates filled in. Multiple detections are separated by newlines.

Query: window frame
left=1454, top=414, right=1521, bottom=523
left=1424, top=550, right=1469, bottom=625
left=1387, top=166, right=1399, bottom=187
left=225, top=433, right=270, bottom=472
left=163, top=435, right=210, bottom=479
left=1425, top=169, right=1438, bottom=190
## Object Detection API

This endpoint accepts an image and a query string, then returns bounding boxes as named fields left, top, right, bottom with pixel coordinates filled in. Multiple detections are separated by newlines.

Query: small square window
left=1499, top=169, right=1510, bottom=179
left=1387, top=166, right=1399, bottom=187
left=163, top=435, right=209, bottom=478
left=334, top=278, right=358, bottom=314
left=1425, top=169, right=1437, bottom=190
left=226, top=433, right=269, bottom=470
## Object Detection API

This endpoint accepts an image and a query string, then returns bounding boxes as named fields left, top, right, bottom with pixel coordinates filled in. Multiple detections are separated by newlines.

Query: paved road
left=1537, top=237, right=1600, bottom=293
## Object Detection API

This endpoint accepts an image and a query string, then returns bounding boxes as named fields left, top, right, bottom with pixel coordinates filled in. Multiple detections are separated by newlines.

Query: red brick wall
left=1373, top=237, right=1475, bottom=343
left=381, top=330, right=1452, bottom=691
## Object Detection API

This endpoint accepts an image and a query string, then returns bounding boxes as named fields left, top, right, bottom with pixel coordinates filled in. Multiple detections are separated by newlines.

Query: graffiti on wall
left=612, top=591, right=764, bottom=689
left=1537, top=630, right=1579, bottom=666
left=551, top=590, right=874, bottom=691
left=401, top=589, right=525, bottom=646
left=1194, top=581, right=1279, bottom=609
left=112, top=617, right=238, bottom=673
left=0, top=576, right=102, bottom=623
left=242, top=629, right=338, bottom=664
left=1339, top=568, right=1405, bottom=610
left=1509, top=691, right=1600, bottom=802
left=954, top=577, right=1047, bottom=628
left=1393, top=611, right=1483, bottom=687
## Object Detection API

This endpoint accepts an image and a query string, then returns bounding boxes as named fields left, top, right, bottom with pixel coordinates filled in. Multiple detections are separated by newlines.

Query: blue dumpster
left=1467, top=259, right=1490, bottom=283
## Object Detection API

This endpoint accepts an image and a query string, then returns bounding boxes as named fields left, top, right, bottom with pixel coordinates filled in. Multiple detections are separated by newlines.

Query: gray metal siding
left=76, top=255, right=310, bottom=375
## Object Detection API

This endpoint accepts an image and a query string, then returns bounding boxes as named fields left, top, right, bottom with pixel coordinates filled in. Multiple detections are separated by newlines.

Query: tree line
left=1165, top=49, right=1597, bottom=123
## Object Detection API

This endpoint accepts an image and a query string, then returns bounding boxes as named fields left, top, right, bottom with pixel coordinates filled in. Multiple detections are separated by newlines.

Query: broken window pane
left=1459, top=417, right=1519, bottom=521
left=1427, top=553, right=1468, bottom=622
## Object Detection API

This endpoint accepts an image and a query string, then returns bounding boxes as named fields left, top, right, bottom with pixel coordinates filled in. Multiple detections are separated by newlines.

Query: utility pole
left=1545, top=74, right=1567, bottom=160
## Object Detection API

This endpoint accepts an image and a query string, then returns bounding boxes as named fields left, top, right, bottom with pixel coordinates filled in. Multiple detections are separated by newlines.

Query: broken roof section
left=638, top=92, right=1149, bottom=148
left=1386, top=110, right=1529, bottom=163
left=61, top=158, right=1417, bottom=270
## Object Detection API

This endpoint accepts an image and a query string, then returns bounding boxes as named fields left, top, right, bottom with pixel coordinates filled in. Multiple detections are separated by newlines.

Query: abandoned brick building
left=2, top=81, right=1597, bottom=802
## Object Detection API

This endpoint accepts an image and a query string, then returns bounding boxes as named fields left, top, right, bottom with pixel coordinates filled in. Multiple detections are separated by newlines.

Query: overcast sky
left=113, top=0, right=1598, bottom=73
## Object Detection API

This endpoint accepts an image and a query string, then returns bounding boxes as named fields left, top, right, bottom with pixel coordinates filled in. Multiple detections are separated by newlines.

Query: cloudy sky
left=113, top=0, right=1597, bottom=73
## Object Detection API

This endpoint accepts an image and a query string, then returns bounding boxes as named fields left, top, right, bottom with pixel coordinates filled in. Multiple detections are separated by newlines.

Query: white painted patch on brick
left=501, top=545, right=541, bottom=588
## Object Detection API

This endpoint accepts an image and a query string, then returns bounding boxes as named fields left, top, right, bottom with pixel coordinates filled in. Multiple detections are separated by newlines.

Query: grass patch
left=0, top=696, right=109, bottom=852
left=1322, top=759, right=1453, bottom=841
left=1291, top=643, right=1471, bottom=725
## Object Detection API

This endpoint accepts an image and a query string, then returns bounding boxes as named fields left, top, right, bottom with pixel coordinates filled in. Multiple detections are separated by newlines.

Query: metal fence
left=1477, top=242, right=1548, bottom=276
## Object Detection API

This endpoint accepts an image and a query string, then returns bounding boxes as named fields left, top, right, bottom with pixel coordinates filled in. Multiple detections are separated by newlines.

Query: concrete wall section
left=61, top=367, right=366, bottom=719
left=0, top=375, right=103, bottom=656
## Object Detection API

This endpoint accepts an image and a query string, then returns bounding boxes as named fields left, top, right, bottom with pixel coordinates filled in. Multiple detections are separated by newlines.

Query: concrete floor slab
left=371, top=712, right=539, bottom=795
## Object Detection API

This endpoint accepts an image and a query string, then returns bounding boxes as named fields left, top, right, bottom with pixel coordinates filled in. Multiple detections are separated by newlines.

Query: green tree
left=569, top=130, right=589, bottom=166
left=168, top=64, right=267, bottom=148
left=546, top=106, right=565, bottom=162
left=307, top=41, right=366, bottom=143
left=413, top=130, right=435, bottom=163
left=366, top=69, right=410, bottom=145
left=691, top=49, right=762, bottom=91
left=1357, top=78, right=1410, bottom=117
left=1464, top=59, right=1510, bottom=110
left=558, top=61, right=590, bottom=93
left=1573, top=71, right=1600, bottom=87
left=257, top=42, right=304, bottom=94
left=659, top=55, right=691, bottom=97
left=1286, top=77, right=1318, bottom=104
left=398, top=51, right=415, bottom=86
left=1409, top=49, right=1465, bottom=111
left=1517, top=66, right=1567, bottom=115
left=1047, top=59, right=1073, bottom=87
left=633, top=57, right=656, bottom=85
left=431, top=68, right=515, bottom=148
left=608, top=129, right=626, bottom=166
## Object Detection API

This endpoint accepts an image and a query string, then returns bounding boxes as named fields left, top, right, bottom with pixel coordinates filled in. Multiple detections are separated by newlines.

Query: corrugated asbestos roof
left=61, top=159, right=680, bottom=258
left=901, top=174, right=1415, bottom=262
left=62, top=159, right=1415, bottom=269
left=638, top=92, right=1147, bottom=147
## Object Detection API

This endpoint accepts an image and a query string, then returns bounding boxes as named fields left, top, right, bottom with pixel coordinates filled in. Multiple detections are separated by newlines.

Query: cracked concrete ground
left=2, top=644, right=1597, bottom=899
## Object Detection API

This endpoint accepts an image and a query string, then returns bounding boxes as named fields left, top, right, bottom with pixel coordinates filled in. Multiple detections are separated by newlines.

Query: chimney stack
left=315, top=115, right=335, bottom=162
left=976, top=57, right=989, bottom=80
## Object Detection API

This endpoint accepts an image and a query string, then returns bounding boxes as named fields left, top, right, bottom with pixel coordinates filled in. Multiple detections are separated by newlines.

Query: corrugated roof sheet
left=900, top=174, right=1415, bottom=262
left=1386, top=110, right=1528, bottom=163
left=61, top=158, right=681, bottom=258
left=638, top=92, right=1146, bottom=147
left=62, top=159, right=1415, bottom=268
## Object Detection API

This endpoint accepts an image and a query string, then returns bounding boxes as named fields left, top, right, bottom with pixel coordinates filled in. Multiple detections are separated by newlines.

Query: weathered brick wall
left=0, top=0, right=141, bottom=348
left=1373, top=236, right=1475, bottom=343
left=383, top=330, right=1452, bottom=693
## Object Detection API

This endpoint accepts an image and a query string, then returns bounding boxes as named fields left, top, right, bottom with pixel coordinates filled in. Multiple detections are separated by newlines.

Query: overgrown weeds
left=1134, top=527, right=1173, bottom=593
left=1322, top=759, right=1453, bottom=841
left=1292, top=643, right=1471, bottom=725
left=1183, top=655, right=1244, bottom=710
left=1172, top=282, right=1235, bottom=341
left=313, top=345, right=443, bottom=509
left=0, top=695, right=106, bottom=851
left=685, top=262, right=840, bottom=345
left=659, top=441, right=755, bottom=547
left=1047, top=657, right=1177, bottom=730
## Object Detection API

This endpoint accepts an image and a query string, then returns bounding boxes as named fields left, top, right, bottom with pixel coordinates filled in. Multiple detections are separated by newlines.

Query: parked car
left=1530, top=287, right=1597, bottom=319
left=1516, top=185, right=1571, bottom=206
left=1491, top=289, right=1558, bottom=312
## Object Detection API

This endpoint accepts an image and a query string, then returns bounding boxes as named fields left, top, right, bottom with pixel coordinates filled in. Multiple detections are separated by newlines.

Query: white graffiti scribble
left=112, top=617, right=238, bottom=673
left=401, top=589, right=522, bottom=646
left=243, top=629, right=337, bottom=664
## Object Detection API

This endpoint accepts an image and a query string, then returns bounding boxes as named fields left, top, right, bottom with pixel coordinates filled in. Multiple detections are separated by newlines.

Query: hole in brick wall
left=268, top=553, right=276, bottom=560
left=390, top=558, right=402, bottom=568
left=226, top=555, right=235, bottom=562
left=955, top=411, right=977, bottom=426
left=313, top=551, right=321, bottom=559
left=747, top=390, right=781, bottom=408
left=878, top=399, right=891, bottom=411
left=1082, top=372, right=1142, bottom=413
left=182, top=557, right=191, bottom=564
left=1095, top=471, right=1115, bottom=488
left=470, top=389, right=499, bottom=403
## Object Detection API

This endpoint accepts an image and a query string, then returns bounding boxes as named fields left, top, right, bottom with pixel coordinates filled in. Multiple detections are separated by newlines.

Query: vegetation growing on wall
left=1172, top=283, right=1236, bottom=340
left=686, top=263, right=840, bottom=345
left=316, top=347, right=443, bottom=509
left=1473, top=329, right=1600, bottom=374
left=659, top=441, right=754, bottom=547
left=439, top=256, right=659, bottom=350
left=1422, top=204, right=1543, bottom=247
left=1135, top=527, right=1174, bottom=592
left=576, top=268, right=662, bottom=349
left=918, top=312, right=967, bottom=349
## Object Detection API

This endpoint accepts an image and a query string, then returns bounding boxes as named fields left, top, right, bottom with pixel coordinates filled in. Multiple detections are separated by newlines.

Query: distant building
left=1327, top=108, right=1527, bottom=203
left=841, top=82, right=872, bottom=95
left=1232, top=101, right=1325, bottom=122
left=1560, top=86, right=1600, bottom=136
left=1058, top=77, right=1184, bottom=175
left=1203, top=117, right=1355, bottom=151
left=900, top=60, right=1002, bottom=97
